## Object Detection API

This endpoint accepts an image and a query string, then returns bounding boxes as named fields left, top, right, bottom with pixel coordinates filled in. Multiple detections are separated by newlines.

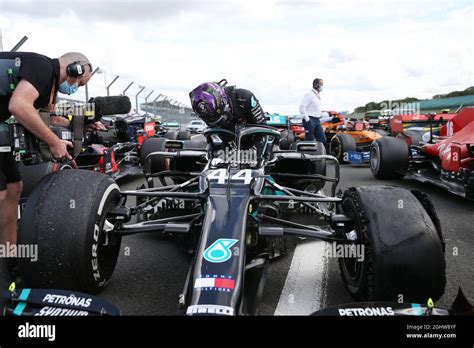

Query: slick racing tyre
left=177, top=130, right=191, bottom=141
left=140, top=137, right=168, bottom=174
left=183, top=138, right=207, bottom=150
left=279, top=130, right=296, bottom=150
left=338, top=186, right=446, bottom=303
left=164, top=131, right=177, bottom=140
left=330, top=134, right=356, bottom=163
left=370, top=137, right=409, bottom=179
left=373, top=129, right=388, bottom=137
left=19, top=162, right=59, bottom=198
left=18, top=170, right=122, bottom=294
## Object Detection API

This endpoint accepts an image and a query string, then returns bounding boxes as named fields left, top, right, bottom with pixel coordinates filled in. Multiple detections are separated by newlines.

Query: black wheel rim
left=330, top=138, right=341, bottom=159
left=340, top=203, right=364, bottom=282
left=370, top=145, right=379, bottom=172
left=97, top=196, right=121, bottom=279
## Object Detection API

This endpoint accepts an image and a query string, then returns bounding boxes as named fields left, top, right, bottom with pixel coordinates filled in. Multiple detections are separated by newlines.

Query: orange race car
left=291, top=110, right=345, bottom=140
left=325, top=117, right=383, bottom=164
left=289, top=111, right=383, bottom=163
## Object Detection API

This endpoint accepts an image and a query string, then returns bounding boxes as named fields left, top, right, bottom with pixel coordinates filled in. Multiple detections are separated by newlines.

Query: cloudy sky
left=0, top=0, right=472, bottom=114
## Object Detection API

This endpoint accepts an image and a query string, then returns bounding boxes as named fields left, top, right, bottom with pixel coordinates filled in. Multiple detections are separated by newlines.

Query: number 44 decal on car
left=207, top=169, right=253, bottom=185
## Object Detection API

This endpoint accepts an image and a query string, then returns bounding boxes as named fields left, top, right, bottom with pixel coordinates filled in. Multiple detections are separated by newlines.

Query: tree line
left=354, top=86, right=474, bottom=113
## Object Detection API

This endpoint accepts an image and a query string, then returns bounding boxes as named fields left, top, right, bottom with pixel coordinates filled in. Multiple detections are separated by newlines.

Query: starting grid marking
left=274, top=240, right=329, bottom=316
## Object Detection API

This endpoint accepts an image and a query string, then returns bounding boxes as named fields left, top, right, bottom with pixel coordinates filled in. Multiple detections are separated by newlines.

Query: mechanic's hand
left=47, top=103, right=57, bottom=113
left=85, top=121, right=107, bottom=132
left=51, top=116, right=71, bottom=127
left=49, top=139, right=73, bottom=161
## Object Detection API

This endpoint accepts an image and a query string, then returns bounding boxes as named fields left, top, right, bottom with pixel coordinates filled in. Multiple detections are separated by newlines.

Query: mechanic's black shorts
left=0, top=151, right=21, bottom=191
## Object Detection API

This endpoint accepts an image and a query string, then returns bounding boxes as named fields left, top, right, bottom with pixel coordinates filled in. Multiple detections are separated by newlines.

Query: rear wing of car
left=390, top=113, right=456, bottom=136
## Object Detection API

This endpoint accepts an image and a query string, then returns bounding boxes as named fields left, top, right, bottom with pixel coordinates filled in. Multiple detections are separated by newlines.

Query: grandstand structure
left=140, top=100, right=195, bottom=124
left=56, top=96, right=195, bottom=125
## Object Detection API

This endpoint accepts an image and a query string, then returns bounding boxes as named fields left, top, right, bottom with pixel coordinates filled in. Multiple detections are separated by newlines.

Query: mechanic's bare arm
left=9, top=80, right=58, bottom=145
left=9, top=79, right=72, bottom=159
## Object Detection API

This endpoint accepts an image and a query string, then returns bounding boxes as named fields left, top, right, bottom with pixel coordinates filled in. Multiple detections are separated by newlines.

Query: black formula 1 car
left=16, top=124, right=446, bottom=315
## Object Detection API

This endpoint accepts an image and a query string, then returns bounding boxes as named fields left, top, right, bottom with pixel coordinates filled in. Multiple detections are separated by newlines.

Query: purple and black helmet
left=189, top=80, right=231, bottom=127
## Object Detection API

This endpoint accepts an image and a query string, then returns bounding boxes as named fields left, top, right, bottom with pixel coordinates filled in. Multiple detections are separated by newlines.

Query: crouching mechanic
left=0, top=52, right=94, bottom=280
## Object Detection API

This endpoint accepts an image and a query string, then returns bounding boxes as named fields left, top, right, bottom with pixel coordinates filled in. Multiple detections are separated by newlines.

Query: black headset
left=313, top=78, right=322, bottom=89
left=66, top=61, right=92, bottom=78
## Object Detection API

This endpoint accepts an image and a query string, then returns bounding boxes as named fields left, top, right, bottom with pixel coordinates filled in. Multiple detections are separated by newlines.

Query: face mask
left=319, top=86, right=324, bottom=92
left=58, top=80, right=79, bottom=95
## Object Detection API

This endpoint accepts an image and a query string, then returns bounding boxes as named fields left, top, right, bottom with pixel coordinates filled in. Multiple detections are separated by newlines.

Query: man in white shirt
left=299, top=78, right=326, bottom=143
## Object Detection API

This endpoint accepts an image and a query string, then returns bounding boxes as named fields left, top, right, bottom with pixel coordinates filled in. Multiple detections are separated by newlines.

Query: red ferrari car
left=370, top=107, right=474, bottom=199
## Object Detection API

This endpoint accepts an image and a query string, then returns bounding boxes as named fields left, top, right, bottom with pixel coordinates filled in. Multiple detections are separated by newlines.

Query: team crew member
left=299, top=78, right=326, bottom=143
left=0, top=52, right=93, bottom=278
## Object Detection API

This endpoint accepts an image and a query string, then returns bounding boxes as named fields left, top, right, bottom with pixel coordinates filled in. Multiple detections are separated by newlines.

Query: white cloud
left=0, top=0, right=472, bottom=113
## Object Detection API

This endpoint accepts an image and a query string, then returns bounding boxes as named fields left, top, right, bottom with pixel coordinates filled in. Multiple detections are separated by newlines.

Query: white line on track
left=274, top=240, right=329, bottom=316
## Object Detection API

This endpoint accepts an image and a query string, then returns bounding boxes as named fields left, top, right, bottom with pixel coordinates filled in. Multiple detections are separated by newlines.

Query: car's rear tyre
left=183, top=138, right=207, bottom=150
left=18, top=170, right=122, bottom=294
left=370, top=137, right=409, bottom=179
left=373, top=129, right=388, bottom=137
left=140, top=137, right=168, bottom=174
left=164, top=131, right=177, bottom=140
left=338, top=186, right=446, bottom=302
left=330, top=134, right=356, bottom=163
left=177, top=130, right=191, bottom=141
left=279, top=130, right=296, bottom=150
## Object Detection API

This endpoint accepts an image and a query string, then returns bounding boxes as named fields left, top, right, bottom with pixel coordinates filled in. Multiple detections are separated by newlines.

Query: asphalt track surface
left=101, top=163, right=474, bottom=315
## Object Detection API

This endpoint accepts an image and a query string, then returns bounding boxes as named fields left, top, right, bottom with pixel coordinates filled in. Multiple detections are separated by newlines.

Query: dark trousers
left=303, top=117, right=327, bottom=143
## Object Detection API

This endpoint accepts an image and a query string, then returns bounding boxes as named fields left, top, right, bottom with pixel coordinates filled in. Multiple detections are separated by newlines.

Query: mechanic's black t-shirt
left=0, top=52, right=60, bottom=122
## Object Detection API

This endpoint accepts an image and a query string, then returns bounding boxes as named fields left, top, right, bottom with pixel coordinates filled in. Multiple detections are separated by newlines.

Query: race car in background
left=289, top=116, right=305, bottom=139
left=162, top=121, right=181, bottom=132
left=363, top=109, right=393, bottom=133
left=294, top=111, right=345, bottom=141
left=325, top=118, right=383, bottom=164
left=265, top=113, right=300, bottom=149
left=321, top=110, right=345, bottom=129
left=267, top=111, right=381, bottom=164
left=388, top=110, right=457, bottom=146
left=371, top=107, right=474, bottom=199
left=99, top=114, right=191, bottom=168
